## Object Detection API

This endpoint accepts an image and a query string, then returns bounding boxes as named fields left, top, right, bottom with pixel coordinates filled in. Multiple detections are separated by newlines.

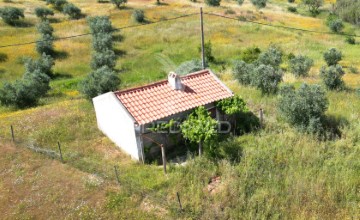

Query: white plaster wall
left=93, top=92, right=140, bottom=160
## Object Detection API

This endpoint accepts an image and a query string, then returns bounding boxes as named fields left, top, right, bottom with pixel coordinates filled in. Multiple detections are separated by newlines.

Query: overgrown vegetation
left=0, top=6, right=24, bottom=25
left=36, top=20, right=54, bottom=55
left=289, top=54, right=314, bottom=77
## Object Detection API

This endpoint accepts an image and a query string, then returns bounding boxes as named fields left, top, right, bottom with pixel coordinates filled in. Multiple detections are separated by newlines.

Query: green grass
left=0, top=0, right=359, bottom=219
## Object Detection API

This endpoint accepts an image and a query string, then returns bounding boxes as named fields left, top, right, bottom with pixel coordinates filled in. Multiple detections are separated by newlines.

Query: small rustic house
left=93, top=69, right=233, bottom=161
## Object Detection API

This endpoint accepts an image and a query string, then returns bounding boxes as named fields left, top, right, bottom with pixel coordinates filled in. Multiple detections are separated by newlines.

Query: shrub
left=278, top=83, right=328, bottom=135
left=205, top=0, right=221, bottom=6
left=288, top=0, right=295, bottom=2
left=225, top=9, right=236, bottom=15
left=240, top=46, right=261, bottom=63
left=323, top=48, right=342, bottom=66
left=335, top=0, right=360, bottom=25
left=92, top=33, right=113, bottom=53
left=34, top=7, right=54, bottom=20
left=111, top=0, right=127, bottom=8
left=0, top=7, right=24, bottom=25
left=87, top=16, right=113, bottom=34
left=132, top=9, right=145, bottom=23
left=345, top=36, right=356, bottom=45
left=46, top=0, right=67, bottom=11
left=37, top=20, right=54, bottom=36
left=216, top=95, right=248, bottom=115
left=251, top=0, right=267, bottom=8
left=349, top=66, right=359, bottom=74
left=62, top=3, right=82, bottom=19
left=79, top=66, right=120, bottom=99
left=24, top=53, right=54, bottom=77
left=257, top=45, right=283, bottom=68
left=289, top=55, right=314, bottom=77
left=198, top=41, right=215, bottom=63
left=175, top=60, right=203, bottom=75
left=232, top=60, right=254, bottom=85
left=287, top=6, right=297, bottom=12
left=36, top=34, right=54, bottom=55
left=253, top=64, right=283, bottom=94
left=302, top=0, right=323, bottom=16
left=328, top=19, right=344, bottom=33
left=0, top=53, right=8, bottom=62
left=320, top=64, right=345, bottom=90
left=236, top=0, right=244, bottom=5
left=91, top=50, right=116, bottom=69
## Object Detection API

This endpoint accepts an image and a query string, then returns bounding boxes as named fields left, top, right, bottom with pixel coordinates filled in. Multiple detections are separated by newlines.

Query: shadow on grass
left=51, top=72, right=73, bottom=80
left=9, top=20, right=34, bottom=28
left=0, top=53, right=8, bottom=63
left=52, top=50, right=69, bottom=60
left=114, top=49, right=126, bottom=57
left=47, top=18, right=62, bottom=23
left=113, top=34, right=124, bottom=42
left=321, top=115, right=349, bottom=140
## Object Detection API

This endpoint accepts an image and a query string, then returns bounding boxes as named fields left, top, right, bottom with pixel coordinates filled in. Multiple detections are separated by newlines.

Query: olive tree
left=0, top=7, right=24, bottom=25
left=232, top=60, right=255, bottom=85
left=257, top=45, right=283, bottom=68
left=24, top=53, right=54, bottom=77
left=79, top=66, right=120, bottom=99
left=320, top=64, right=345, bottom=90
left=289, top=55, right=314, bottom=77
left=34, top=7, right=54, bottom=20
left=180, top=106, right=218, bottom=156
left=251, top=0, right=267, bottom=8
left=253, top=64, right=283, bottom=95
left=205, top=0, right=221, bottom=6
left=91, top=50, right=116, bottom=70
left=62, top=3, right=82, bottom=19
left=302, top=0, right=323, bottom=16
left=111, top=0, right=127, bottom=8
left=278, top=84, right=328, bottom=135
left=323, top=48, right=342, bottom=66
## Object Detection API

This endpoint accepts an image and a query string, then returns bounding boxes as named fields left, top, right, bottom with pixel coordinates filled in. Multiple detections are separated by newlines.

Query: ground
left=0, top=0, right=359, bottom=219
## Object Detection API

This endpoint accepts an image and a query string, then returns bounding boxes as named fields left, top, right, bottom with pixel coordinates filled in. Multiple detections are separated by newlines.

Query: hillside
left=0, top=0, right=359, bottom=219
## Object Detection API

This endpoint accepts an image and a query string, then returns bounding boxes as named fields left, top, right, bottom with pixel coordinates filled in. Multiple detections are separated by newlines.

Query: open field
left=0, top=0, right=359, bottom=219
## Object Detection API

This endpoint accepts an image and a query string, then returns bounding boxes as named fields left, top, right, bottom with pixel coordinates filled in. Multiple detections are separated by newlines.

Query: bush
left=198, top=41, right=215, bottom=63
left=46, top=0, right=67, bottom=11
left=250, top=0, right=267, bottom=8
left=289, top=55, right=314, bottom=77
left=79, top=66, right=120, bottom=99
left=302, top=0, right=323, bottom=16
left=91, top=50, right=116, bottom=70
left=257, top=45, right=283, bottom=68
left=345, top=36, right=356, bottom=45
left=253, top=64, right=283, bottom=94
left=320, top=64, right=345, bottom=90
left=132, top=9, right=145, bottom=23
left=335, top=0, right=360, bottom=25
left=175, top=60, right=203, bottom=75
left=111, top=0, right=127, bottom=8
left=236, top=0, right=244, bottom=5
left=87, top=16, right=113, bottom=34
left=62, top=3, right=81, bottom=19
left=92, top=33, right=113, bottom=53
left=24, top=53, right=54, bottom=77
left=36, top=34, right=54, bottom=55
left=34, top=7, right=54, bottom=20
left=349, top=66, right=359, bottom=74
left=37, top=20, right=54, bottom=36
left=0, top=7, right=24, bottom=25
left=323, top=48, right=342, bottom=66
left=0, top=53, right=8, bottom=62
left=240, top=46, right=261, bottom=63
left=232, top=60, right=254, bottom=85
left=205, top=0, right=221, bottom=6
left=328, top=19, right=344, bottom=33
left=287, top=6, right=297, bottom=13
left=288, top=0, right=295, bottom=2
left=278, top=83, right=328, bottom=135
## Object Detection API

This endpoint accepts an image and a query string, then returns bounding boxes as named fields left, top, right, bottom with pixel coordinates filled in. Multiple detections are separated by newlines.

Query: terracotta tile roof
left=115, top=70, right=233, bottom=125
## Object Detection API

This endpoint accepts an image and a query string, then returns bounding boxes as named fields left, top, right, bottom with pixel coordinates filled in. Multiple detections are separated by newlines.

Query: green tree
left=320, top=64, right=345, bottom=90
left=180, top=106, right=218, bottom=156
left=87, top=16, right=113, bottom=34
left=34, top=7, right=54, bottom=20
left=253, top=64, right=283, bottom=95
left=46, top=0, right=67, bottom=11
left=302, top=0, right=323, bottom=16
left=36, top=34, right=54, bottom=55
left=0, top=7, right=24, bottom=25
left=289, top=55, right=314, bottom=77
left=232, top=60, right=255, bottom=85
left=198, top=41, right=215, bottom=63
left=257, top=45, right=283, bottom=68
left=205, top=0, right=221, bottom=6
left=240, top=46, right=261, bottom=63
left=251, top=0, right=267, bottom=8
left=62, top=3, right=82, bottom=19
left=91, top=50, right=116, bottom=70
left=37, top=20, right=54, bottom=36
left=79, top=66, right=120, bottom=99
left=328, top=19, right=344, bottom=33
left=323, top=48, right=342, bottom=66
left=111, top=0, right=127, bottom=8
left=278, top=84, right=328, bottom=135
left=132, top=9, right=145, bottom=23
left=92, top=33, right=113, bottom=53
left=24, top=53, right=55, bottom=77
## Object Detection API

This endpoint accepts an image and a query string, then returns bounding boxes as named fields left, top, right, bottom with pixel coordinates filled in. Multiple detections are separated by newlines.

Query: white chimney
left=168, top=72, right=184, bottom=91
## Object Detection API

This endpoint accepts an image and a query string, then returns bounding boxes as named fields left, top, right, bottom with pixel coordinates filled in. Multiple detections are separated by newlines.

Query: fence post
left=10, top=125, right=15, bottom=142
left=57, top=142, right=64, bottom=163
left=161, top=145, right=167, bottom=174
left=259, top=108, right=264, bottom=128
left=176, top=192, right=183, bottom=211
left=114, top=165, right=120, bottom=185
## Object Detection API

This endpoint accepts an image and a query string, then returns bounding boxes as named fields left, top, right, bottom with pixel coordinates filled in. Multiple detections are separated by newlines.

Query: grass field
left=0, top=0, right=359, bottom=219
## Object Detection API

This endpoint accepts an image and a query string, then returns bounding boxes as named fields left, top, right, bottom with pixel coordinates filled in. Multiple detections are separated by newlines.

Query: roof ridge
left=115, top=69, right=210, bottom=96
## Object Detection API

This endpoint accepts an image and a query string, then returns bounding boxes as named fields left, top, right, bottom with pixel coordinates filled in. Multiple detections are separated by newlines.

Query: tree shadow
left=155, top=2, right=169, bottom=6
left=52, top=50, right=69, bottom=60
left=114, top=49, right=126, bottom=57
left=113, top=34, right=124, bottom=42
left=320, top=115, right=349, bottom=140
left=47, top=18, right=62, bottom=23
left=10, top=20, right=34, bottom=28
left=50, top=72, right=73, bottom=80
left=0, top=53, right=8, bottom=63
